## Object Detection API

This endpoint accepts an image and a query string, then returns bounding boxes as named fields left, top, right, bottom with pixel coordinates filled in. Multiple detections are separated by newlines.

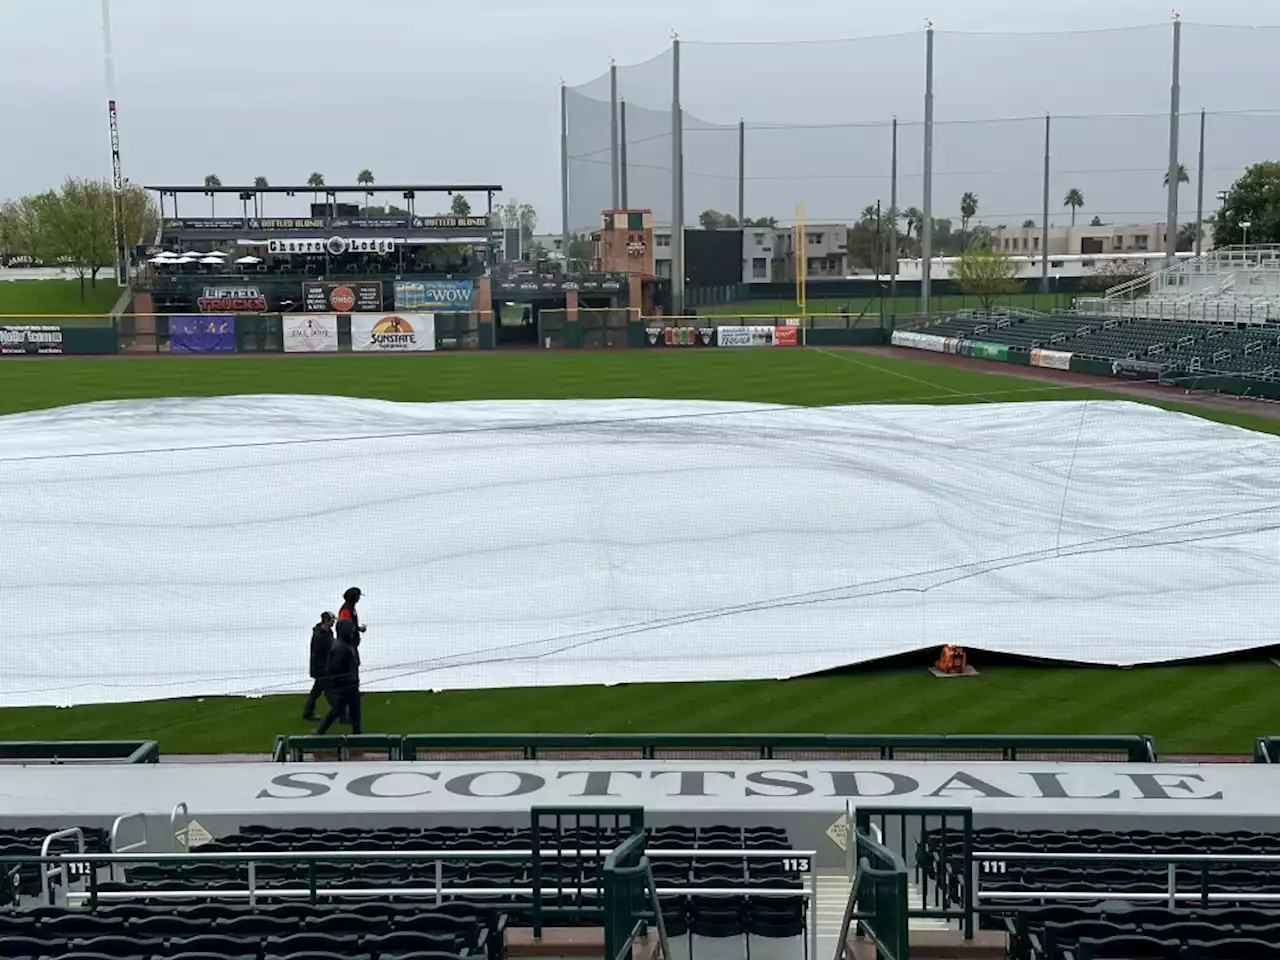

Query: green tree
left=252, top=176, right=268, bottom=218
left=1090, top=215, right=1105, bottom=227
left=741, top=216, right=777, bottom=227
left=1211, top=161, right=1280, bottom=246
left=952, top=246, right=1021, bottom=311
left=203, top=173, right=221, bottom=216
left=1022, top=219, right=1036, bottom=229
left=959, top=191, right=979, bottom=245
left=698, top=209, right=738, bottom=229
left=1063, top=187, right=1084, bottom=226
left=499, top=200, right=539, bottom=247
left=450, top=193, right=472, bottom=217
left=356, top=169, right=374, bottom=210
left=903, top=207, right=924, bottom=252
left=307, top=172, right=326, bottom=204
left=1163, top=163, right=1190, bottom=189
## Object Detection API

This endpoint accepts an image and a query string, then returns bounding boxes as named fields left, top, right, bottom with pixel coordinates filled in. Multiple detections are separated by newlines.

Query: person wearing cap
left=337, top=587, right=367, bottom=640
left=302, top=612, right=336, bottom=721
left=316, top=615, right=362, bottom=735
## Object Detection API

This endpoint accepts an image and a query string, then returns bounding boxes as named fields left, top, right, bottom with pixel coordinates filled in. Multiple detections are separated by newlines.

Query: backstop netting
left=566, top=23, right=1280, bottom=272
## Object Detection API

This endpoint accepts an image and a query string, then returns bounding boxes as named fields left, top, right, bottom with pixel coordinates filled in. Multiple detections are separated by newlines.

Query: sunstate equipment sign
left=351, top=313, right=436, bottom=352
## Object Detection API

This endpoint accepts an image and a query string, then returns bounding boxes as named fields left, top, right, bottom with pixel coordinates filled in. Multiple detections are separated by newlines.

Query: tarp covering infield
left=3, top=396, right=1280, bottom=708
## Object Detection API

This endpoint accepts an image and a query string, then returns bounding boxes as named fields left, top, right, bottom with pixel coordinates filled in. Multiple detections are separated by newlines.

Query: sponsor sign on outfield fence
left=283, top=315, right=339, bottom=353
left=1031, top=348, right=1073, bottom=370
left=0, top=325, right=64, bottom=355
left=169, top=315, right=235, bottom=353
left=351, top=313, right=436, bottom=352
left=717, top=325, right=777, bottom=347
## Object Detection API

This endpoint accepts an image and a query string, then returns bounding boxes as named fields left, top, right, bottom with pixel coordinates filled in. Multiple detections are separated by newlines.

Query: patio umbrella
left=234, top=255, right=263, bottom=264
left=199, top=256, right=224, bottom=264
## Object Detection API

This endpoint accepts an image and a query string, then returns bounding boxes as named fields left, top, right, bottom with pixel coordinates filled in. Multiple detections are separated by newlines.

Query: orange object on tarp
left=935, top=644, right=967, bottom=674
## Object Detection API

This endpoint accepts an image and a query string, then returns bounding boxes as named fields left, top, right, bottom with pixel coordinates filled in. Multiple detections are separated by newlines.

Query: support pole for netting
left=560, top=81, right=571, bottom=262
left=620, top=99, right=629, bottom=209
left=610, top=59, right=621, bottom=211
left=890, top=117, right=899, bottom=302
left=671, top=33, right=684, bottom=316
left=1041, top=113, right=1051, bottom=294
left=1164, top=13, right=1182, bottom=265
left=737, top=119, right=746, bottom=225
left=1194, top=107, right=1205, bottom=258
left=921, top=22, right=935, bottom=315
left=101, top=0, right=126, bottom=287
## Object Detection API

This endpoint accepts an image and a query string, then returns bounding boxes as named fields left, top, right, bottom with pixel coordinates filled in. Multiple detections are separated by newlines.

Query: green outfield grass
left=2, top=349, right=1278, bottom=755
left=700, top=291, right=1075, bottom=317
left=0, top=279, right=122, bottom=321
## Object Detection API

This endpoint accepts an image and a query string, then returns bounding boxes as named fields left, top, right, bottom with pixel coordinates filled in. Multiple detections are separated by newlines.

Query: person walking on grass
left=316, top=616, right=362, bottom=734
left=302, top=611, right=336, bottom=721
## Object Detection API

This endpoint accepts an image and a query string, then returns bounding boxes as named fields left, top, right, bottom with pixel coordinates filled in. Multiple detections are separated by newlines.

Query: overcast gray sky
left=3, top=0, right=1279, bottom=230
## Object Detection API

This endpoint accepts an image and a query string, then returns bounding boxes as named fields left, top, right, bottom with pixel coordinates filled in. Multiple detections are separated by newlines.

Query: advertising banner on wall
left=394, top=279, right=475, bottom=312
left=1031, top=349, right=1073, bottom=370
left=197, top=285, right=268, bottom=314
left=645, top=326, right=715, bottom=347
left=302, top=281, right=383, bottom=313
left=169, top=316, right=235, bottom=353
left=351, top=314, right=436, bottom=352
left=717, top=326, right=776, bottom=347
left=775, top=324, right=799, bottom=347
left=0, top=325, right=64, bottom=355
left=282, top=315, right=339, bottom=353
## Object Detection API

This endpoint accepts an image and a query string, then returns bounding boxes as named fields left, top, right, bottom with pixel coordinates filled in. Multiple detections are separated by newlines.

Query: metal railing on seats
left=272, top=733, right=1158, bottom=762
left=970, top=849, right=1280, bottom=909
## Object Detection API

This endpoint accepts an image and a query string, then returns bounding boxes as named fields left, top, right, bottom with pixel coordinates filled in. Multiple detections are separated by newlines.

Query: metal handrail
left=109, top=813, right=148, bottom=884
left=644, top=859, right=674, bottom=960
left=39, top=827, right=85, bottom=906
left=170, top=802, right=190, bottom=851
left=9, top=847, right=812, bottom=865
left=833, top=860, right=864, bottom=960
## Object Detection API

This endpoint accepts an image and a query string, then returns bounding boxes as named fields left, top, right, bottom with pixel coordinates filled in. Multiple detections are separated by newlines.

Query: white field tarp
left=2, top=396, right=1278, bottom=707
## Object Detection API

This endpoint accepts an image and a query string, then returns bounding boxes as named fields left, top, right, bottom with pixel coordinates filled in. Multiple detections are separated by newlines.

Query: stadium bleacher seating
left=1, top=822, right=803, bottom=960
left=908, top=311, right=1280, bottom=376
left=916, top=826, right=1280, bottom=959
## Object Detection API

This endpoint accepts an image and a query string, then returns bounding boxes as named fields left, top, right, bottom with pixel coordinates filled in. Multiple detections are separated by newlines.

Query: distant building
left=651, top=223, right=848, bottom=285
left=990, top=221, right=1212, bottom=257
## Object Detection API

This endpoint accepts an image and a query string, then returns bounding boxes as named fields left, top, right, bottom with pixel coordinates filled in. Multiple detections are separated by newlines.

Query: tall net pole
left=670, top=34, right=684, bottom=316
left=1194, top=108, right=1206, bottom=258
left=560, top=81, right=570, bottom=261
left=620, top=100, right=629, bottom=209
left=101, top=0, right=126, bottom=287
left=920, top=22, right=935, bottom=315
left=737, top=120, right=745, bottom=225
left=1164, top=13, right=1182, bottom=265
left=1041, top=113, right=1051, bottom=294
left=609, top=60, right=621, bottom=210
left=889, top=117, right=898, bottom=302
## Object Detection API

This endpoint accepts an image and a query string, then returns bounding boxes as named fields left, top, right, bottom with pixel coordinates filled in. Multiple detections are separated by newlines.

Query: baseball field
left=2, top=348, right=1277, bottom=755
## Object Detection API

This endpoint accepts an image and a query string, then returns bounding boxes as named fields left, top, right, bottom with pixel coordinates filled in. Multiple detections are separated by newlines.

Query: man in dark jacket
left=302, top=612, right=335, bottom=721
left=338, top=587, right=366, bottom=639
left=316, top=617, right=362, bottom=734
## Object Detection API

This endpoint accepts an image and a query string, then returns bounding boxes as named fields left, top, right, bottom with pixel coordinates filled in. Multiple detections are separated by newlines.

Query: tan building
left=773, top=224, right=849, bottom=281
left=593, top=209, right=654, bottom=275
left=991, top=222, right=1205, bottom=257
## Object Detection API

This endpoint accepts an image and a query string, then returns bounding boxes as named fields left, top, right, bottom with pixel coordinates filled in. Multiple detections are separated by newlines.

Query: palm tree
left=959, top=191, right=979, bottom=246
left=357, top=169, right=375, bottom=213
left=904, top=206, right=924, bottom=249
left=307, top=172, right=325, bottom=205
left=1163, top=163, right=1190, bottom=189
left=203, top=173, right=221, bottom=216
left=860, top=204, right=879, bottom=224
left=252, top=176, right=268, bottom=218
left=1063, top=187, right=1084, bottom=226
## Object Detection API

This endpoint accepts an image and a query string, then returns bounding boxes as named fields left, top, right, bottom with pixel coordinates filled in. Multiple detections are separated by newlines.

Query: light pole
left=1240, top=220, right=1252, bottom=249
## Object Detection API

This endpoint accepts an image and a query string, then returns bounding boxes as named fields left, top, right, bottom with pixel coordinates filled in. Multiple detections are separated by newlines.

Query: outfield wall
left=1, top=314, right=887, bottom=357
